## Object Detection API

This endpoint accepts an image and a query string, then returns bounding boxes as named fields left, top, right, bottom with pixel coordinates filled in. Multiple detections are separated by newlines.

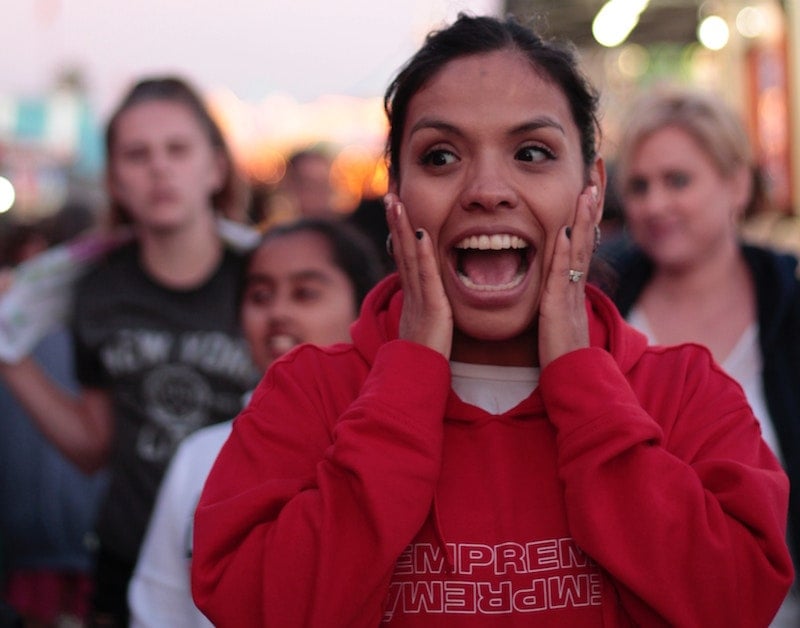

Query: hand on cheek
left=538, top=185, right=601, bottom=368
left=384, top=194, right=453, bottom=359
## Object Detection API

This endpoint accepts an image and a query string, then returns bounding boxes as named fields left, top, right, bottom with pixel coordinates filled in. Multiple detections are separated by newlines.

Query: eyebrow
left=408, top=116, right=566, bottom=138
left=246, top=269, right=335, bottom=285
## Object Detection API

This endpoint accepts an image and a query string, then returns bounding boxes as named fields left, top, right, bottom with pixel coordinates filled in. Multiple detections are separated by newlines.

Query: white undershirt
left=450, top=361, right=539, bottom=415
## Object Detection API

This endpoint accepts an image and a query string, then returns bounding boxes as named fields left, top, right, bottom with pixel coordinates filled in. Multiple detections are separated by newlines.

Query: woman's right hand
left=384, top=194, right=453, bottom=359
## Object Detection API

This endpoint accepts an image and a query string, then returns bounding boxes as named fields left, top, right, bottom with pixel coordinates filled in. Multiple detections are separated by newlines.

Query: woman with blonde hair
left=605, top=85, right=800, bottom=626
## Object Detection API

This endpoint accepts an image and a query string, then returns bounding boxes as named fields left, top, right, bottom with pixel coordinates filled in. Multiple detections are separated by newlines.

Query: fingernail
left=415, top=229, right=423, bottom=240
left=588, top=185, right=599, bottom=204
left=565, top=226, right=572, bottom=239
left=384, top=198, right=401, bottom=220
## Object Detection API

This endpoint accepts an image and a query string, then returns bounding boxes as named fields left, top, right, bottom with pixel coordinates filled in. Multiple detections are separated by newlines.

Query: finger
left=384, top=195, right=421, bottom=296
left=413, top=228, right=447, bottom=307
left=567, top=185, right=599, bottom=281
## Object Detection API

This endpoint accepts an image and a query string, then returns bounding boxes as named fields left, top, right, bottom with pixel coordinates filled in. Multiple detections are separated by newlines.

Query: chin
left=454, top=309, right=535, bottom=343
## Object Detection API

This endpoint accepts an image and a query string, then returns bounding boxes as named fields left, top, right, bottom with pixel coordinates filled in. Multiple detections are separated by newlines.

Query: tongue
left=460, top=250, right=521, bottom=286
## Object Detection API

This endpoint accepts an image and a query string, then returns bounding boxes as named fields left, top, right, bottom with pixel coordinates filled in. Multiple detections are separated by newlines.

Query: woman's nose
left=459, top=157, right=519, bottom=211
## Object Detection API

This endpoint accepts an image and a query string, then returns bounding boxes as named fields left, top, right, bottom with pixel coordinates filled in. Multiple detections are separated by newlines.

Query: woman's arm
left=0, top=356, right=112, bottom=472
left=192, top=342, right=450, bottom=627
left=541, top=346, right=793, bottom=627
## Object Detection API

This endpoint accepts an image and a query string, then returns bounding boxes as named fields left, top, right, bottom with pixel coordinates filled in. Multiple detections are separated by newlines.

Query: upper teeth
left=455, top=234, right=528, bottom=250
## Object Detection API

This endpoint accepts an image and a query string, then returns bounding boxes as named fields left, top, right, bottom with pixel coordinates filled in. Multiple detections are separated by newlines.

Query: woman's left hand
left=538, top=185, right=601, bottom=368
left=385, top=194, right=453, bottom=359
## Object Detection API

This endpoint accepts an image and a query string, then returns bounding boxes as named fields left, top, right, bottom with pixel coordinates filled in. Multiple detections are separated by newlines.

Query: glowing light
left=593, top=0, right=650, bottom=48
left=0, top=177, right=15, bottom=213
left=736, top=6, right=766, bottom=38
left=617, top=44, right=650, bottom=78
left=698, top=15, right=730, bottom=50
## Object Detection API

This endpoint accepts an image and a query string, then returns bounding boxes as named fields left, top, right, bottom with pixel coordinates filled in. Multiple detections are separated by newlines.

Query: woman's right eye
left=626, top=177, right=648, bottom=197
left=245, top=288, right=272, bottom=306
left=666, top=171, right=691, bottom=189
left=420, top=149, right=458, bottom=167
left=121, top=147, right=148, bottom=163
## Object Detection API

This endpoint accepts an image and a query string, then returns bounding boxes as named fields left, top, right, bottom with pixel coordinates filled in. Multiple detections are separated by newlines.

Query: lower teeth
left=457, top=271, right=524, bottom=291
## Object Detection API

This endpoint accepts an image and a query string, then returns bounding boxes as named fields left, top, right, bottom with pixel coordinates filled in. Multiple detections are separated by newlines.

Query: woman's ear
left=588, top=157, right=607, bottom=223
left=730, top=164, right=754, bottom=220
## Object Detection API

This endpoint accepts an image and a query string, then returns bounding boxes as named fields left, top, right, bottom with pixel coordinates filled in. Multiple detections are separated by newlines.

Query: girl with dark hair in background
left=129, top=216, right=384, bottom=628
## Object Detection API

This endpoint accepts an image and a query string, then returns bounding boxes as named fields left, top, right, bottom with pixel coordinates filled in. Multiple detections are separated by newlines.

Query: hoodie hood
left=350, top=272, right=650, bottom=374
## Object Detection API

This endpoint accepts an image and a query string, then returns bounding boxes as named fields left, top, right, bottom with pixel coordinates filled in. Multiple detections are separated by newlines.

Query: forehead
left=632, top=126, right=714, bottom=169
left=113, top=100, right=204, bottom=142
left=248, top=231, right=337, bottom=278
left=405, top=49, right=577, bottom=138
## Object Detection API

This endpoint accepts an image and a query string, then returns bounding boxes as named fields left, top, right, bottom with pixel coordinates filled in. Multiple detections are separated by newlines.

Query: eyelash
left=418, top=144, right=556, bottom=168
left=515, top=145, right=555, bottom=162
left=419, top=148, right=457, bottom=167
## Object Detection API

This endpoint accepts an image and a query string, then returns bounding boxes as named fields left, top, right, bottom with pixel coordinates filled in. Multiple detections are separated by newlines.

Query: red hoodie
left=192, top=275, right=792, bottom=627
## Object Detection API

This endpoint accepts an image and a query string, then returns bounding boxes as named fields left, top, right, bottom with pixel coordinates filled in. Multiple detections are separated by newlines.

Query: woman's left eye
left=421, top=149, right=458, bottom=167
left=515, top=145, right=553, bottom=163
left=293, top=287, right=322, bottom=302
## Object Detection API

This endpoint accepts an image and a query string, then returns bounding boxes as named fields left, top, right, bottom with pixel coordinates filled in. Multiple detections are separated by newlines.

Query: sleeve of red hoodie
left=191, top=339, right=450, bottom=627
left=539, top=345, right=793, bottom=627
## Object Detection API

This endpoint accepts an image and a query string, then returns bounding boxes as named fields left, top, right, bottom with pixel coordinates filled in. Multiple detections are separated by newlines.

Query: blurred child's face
left=241, top=231, right=358, bottom=371
left=107, top=100, right=224, bottom=232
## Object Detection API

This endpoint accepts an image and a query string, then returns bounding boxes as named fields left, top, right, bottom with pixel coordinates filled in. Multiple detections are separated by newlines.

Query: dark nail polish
left=565, top=227, right=572, bottom=239
left=415, top=230, right=424, bottom=240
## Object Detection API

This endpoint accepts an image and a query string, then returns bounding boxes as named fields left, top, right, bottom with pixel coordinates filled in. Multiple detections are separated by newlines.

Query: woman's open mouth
left=454, top=233, right=531, bottom=291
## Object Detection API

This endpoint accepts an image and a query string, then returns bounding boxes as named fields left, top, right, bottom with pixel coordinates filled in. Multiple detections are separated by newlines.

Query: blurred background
left=1, top=0, right=798, bottom=249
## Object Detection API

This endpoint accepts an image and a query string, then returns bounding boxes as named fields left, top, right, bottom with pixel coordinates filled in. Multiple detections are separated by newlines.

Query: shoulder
left=162, top=422, right=234, bottom=496
left=73, top=243, right=143, bottom=323
left=742, top=242, right=799, bottom=280
left=249, top=342, right=369, bottom=418
left=631, top=341, right=749, bottom=414
left=76, top=242, right=139, bottom=291
left=741, top=243, right=800, bottom=330
left=176, top=421, right=233, bottom=459
left=219, top=246, right=248, bottom=274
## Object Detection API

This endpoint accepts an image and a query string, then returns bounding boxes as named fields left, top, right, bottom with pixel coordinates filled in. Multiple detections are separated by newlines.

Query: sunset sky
left=3, top=0, right=501, bottom=116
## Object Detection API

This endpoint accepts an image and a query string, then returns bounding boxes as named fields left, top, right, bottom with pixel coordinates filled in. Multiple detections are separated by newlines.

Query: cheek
left=398, top=179, right=448, bottom=232
left=309, top=298, right=357, bottom=345
left=241, top=306, right=268, bottom=343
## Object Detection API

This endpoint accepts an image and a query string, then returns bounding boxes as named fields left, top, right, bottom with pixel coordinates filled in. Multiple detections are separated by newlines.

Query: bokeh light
left=698, top=15, right=730, bottom=51
left=0, top=176, right=15, bottom=213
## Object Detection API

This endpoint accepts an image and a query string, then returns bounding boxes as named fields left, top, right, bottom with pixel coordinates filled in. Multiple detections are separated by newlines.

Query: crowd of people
left=0, top=11, right=798, bottom=628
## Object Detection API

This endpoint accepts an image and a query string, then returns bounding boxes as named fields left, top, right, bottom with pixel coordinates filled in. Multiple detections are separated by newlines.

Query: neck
left=648, top=237, right=744, bottom=301
left=451, top=328, right=539, bottom=367
left=137, top=212, right=223, bottom=289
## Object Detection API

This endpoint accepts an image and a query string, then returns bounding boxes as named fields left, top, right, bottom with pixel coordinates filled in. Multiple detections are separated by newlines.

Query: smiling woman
left=603, top=84, right=800, bottom=627
left=191, top=14, right=793, bottom=627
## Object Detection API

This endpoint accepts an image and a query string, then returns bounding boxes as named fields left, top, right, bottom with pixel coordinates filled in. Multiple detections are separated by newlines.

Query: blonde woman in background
left=603, top=85, right=800, bottom=627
